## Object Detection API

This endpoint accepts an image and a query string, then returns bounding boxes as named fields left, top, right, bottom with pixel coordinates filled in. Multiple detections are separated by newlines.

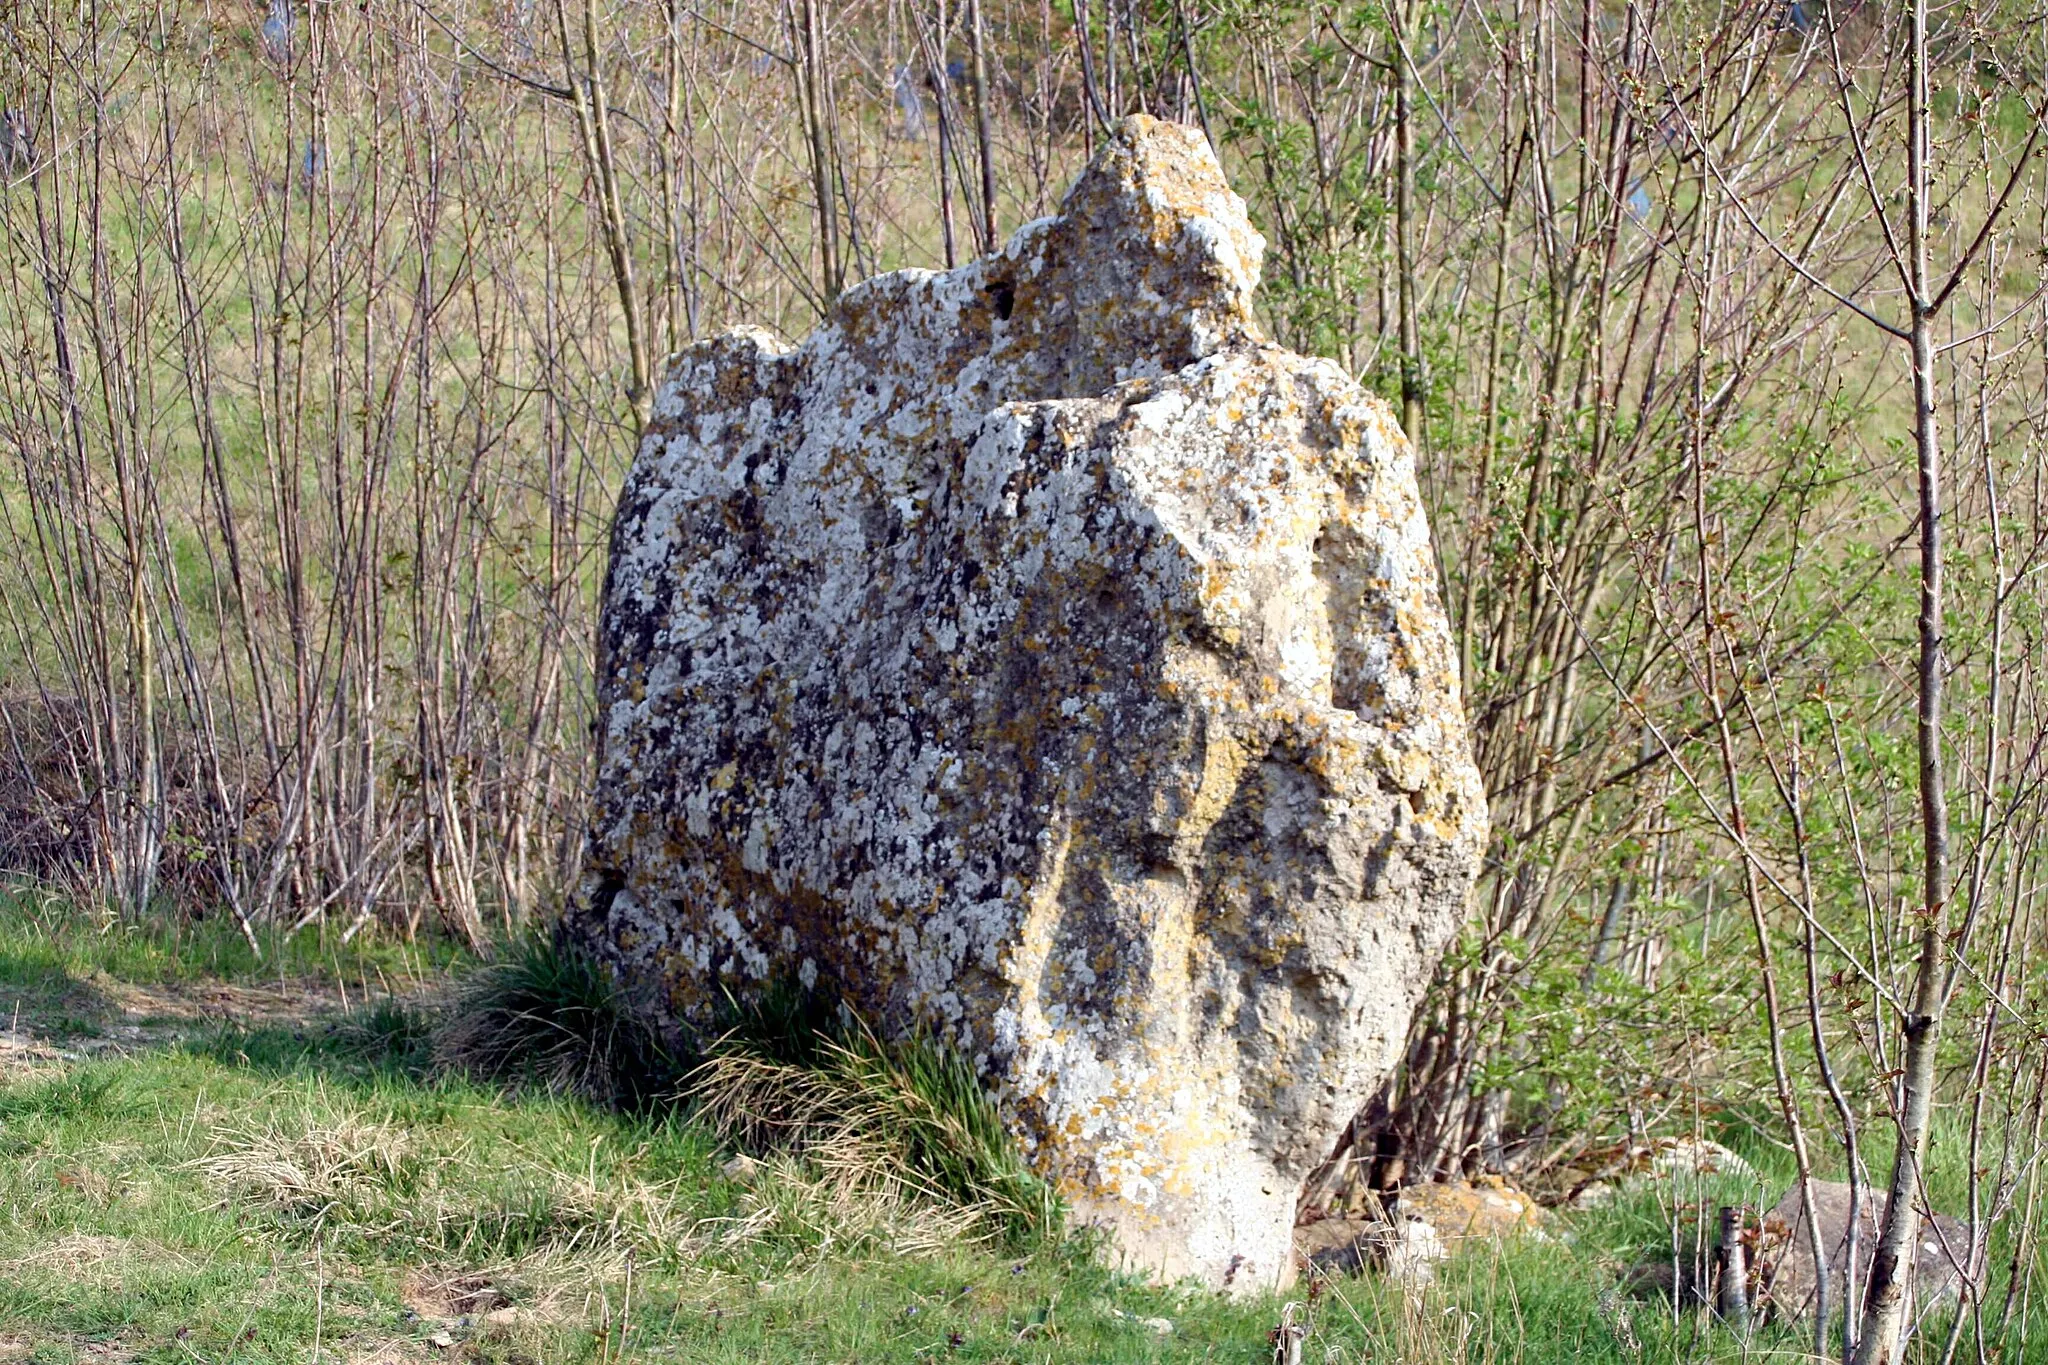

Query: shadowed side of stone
left=569, top=115, right=1486, bottom=1293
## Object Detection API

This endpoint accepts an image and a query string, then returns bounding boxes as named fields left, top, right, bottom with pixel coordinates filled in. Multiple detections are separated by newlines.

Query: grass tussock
left=691, top=1020, right=1064, bottom=1255
left=193, top=1110, right=421, bottom=1225
left=429, top=928, right=676, bottom=1108
left=428, top=928, right=1062, bottom=1262
left=194, top=1096, right=700, bottom=1263
left=702, top=1140, right=980, bottom=1261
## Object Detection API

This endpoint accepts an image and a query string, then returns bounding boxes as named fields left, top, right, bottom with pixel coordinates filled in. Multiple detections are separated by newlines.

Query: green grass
left=0, top=1026, right=1274, bottom=1363
left=0, top=896, right=2038, bottom=1363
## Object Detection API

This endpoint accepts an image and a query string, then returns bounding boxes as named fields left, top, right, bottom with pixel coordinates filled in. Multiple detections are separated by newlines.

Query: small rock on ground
left=1759, top=1180, right=1972, bottom=1322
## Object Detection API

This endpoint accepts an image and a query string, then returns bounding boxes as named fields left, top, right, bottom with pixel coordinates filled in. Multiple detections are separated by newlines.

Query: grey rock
left=1295, top=1214, right=1446, bottom=1287
left=1760, top=1180, right=1975, bottom=1324
left=568, top=115, right=1485, bottom=1292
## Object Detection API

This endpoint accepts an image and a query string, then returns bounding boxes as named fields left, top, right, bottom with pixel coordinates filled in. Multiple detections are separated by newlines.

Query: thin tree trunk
left=557, top=0, right=652, bottom=429
left=1854, top=1, right=1947, bottom=1354
left=925, top=1, right=958, bottom=267
left=969, top=0, right=997, bottom=254
left=795, top=0, right=843, bottom=305
left=1392, top=0, right=1421, bottom=446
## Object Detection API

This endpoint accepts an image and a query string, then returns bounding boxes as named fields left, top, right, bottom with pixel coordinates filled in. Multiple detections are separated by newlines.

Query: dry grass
left=468, top=1244, right=635, bottom=1324
left=0, top=1031, right=74, bottom=1084
left=193, top=1110, right=420, bottom=1228
left=0, top=1233, right=133, bottom=1278
left=689, top=1023, right=1061, bottom=1254
left=398, top=1267, right=510, bottom=1320
left=190, top=1097, right=705, bottom=1266
left=700, top=1143, right=988, bottom=1262
left=330, top=1342, right=433, bottom=1365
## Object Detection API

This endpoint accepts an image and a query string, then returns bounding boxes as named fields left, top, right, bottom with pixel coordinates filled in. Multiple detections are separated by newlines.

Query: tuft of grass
left=194, top=1096, right=704, bottom=1263
left=195, top=1108, right=422, bottom=1232
left=430, top=928, right=677, bottom=1109
left=692, top=1016, right=1064, bottom=1252
left=429, top=931, right=1062, bottom=1254
left=326, top=997, right=438, bottom=1072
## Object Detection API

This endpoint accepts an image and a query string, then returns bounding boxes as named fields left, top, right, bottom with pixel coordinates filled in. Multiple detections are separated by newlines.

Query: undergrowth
left=692, top=1019, right=1065, bottom=1252
left=433, top=935, right=1063, bottom=1255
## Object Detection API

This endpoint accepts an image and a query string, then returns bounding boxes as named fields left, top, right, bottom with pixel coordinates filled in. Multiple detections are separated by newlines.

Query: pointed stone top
left=1024, top=113, right=1266, bottom=372
left=793, top=115, right=1266, bottom=422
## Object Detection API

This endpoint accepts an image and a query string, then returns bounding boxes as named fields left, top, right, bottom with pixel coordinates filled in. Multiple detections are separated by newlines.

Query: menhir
left=567, top=115, right=1486, bottom=1292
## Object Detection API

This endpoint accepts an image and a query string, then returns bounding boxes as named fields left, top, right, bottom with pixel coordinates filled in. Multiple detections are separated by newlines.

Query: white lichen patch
left=569, top=115, right=1486, bottom=1294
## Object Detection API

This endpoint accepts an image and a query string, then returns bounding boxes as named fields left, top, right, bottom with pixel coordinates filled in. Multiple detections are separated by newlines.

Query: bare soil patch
left=400, top=1268, right=513, bottom=1322
left=0, top=1028, right=77, bottom=1081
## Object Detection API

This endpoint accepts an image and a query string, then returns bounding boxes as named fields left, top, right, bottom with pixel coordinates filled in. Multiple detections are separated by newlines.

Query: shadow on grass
left=178, top=996, right=440, bottom=1085
left=0, top=947, right=118, bottom=1039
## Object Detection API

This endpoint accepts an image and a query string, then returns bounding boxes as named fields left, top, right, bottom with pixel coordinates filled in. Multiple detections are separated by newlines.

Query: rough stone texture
left=568, top=115, right=1486, bottom=1292
left=1394, top=1177, right=1547, bottom=1246
left=1759, top=1181, right=1973, bottom=1324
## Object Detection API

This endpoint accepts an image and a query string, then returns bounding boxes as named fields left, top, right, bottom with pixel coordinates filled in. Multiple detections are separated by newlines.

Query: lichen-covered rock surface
left=568, top=115, right=1486, bottom=1291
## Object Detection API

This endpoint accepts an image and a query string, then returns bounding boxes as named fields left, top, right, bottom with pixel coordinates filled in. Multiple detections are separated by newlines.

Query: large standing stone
left=567, top=116, right=1486, bottom=1291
